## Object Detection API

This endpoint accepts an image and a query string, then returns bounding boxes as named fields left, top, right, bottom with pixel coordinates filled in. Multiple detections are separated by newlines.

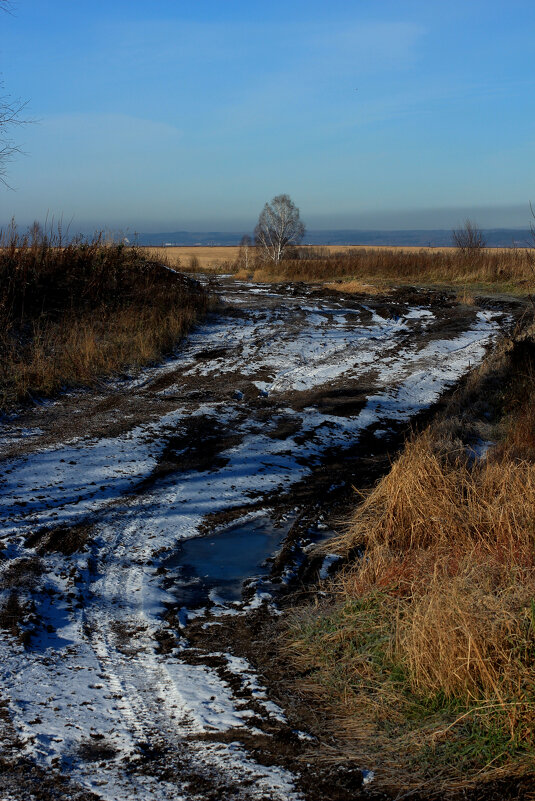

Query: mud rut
left=0, top=278, right=515, bottom=800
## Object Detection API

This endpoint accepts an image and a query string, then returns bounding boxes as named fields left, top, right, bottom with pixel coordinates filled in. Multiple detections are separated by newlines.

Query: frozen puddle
left=0, top=279, right=509, bottom=800
left=164, top=514, right=293, bottom=608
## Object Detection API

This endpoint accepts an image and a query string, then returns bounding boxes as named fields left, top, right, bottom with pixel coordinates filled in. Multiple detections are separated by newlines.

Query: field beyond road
left=143, top=245, right=241, bottom=269
left=142, top=244, right=535, bottom=295
left=144, top=244, right=487, bottom=270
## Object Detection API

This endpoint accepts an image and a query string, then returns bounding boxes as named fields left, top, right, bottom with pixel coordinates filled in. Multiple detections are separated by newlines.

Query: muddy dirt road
left=0, top=278, right=514, bottom=800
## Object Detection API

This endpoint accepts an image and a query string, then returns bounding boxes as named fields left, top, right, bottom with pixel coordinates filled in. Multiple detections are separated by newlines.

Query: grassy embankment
left=145, top=244, right=535, bottom=296
left=286, top=325, right=535, bottom=795
left=0, top=230, right=209, bottom=412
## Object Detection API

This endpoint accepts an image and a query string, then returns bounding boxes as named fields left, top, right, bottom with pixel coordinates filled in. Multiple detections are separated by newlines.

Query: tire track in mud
left=78, top=509, right=304, bottom=800
left=0, top=278, right=520, bottom=800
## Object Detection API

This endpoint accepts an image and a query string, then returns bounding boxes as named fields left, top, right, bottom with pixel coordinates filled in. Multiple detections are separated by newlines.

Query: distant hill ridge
left=137, top=228, right=532, bottom=248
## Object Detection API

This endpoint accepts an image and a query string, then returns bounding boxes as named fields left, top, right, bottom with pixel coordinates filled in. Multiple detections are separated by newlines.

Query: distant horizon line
left=3, top=223, right=532, bottom=247
left=134, top=225, right=531, bottom=232
left=130, top=227, right=533, bottom=248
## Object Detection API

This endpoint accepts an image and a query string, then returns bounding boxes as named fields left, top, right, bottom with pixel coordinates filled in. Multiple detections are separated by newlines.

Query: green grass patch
left=288, top=581, right=535, bottom=787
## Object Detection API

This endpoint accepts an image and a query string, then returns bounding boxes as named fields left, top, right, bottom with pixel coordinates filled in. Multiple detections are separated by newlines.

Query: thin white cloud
left=301, top=20, right=425, bottom=72
left=41, top=112, right=182, bottom=143
left=100, top=17, right=424, bottom=79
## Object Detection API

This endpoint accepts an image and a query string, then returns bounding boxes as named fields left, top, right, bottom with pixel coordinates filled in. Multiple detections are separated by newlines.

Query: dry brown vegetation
left=287, top=328, right=535, bottom=794
left=245, top=247, right=535, bottom=293
left=324, top=279, right=388, bottom=295
left=143, top=244, right=535, bottom=294
left=0, top=227, right=209, bottom=411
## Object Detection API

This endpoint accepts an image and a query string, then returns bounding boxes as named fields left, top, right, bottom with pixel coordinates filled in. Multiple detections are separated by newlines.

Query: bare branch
left=0, top=94, right=29, bottom=185
left=0, top=3, right=28, bottom=186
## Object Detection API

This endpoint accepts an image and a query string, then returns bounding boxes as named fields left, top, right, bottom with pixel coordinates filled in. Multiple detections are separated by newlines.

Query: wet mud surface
left=0, top=277, right=526, bottom=800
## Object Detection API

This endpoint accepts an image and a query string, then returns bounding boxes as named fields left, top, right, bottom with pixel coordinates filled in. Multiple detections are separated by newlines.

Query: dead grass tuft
left=457, top=287, right=478, bottom=305
left=334, top=433, right=535, bottom=559
left=324, top=279, right=387, bottom=295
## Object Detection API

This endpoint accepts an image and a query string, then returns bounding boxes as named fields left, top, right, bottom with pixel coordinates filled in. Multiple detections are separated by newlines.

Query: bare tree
left=28, top=219, right=44, bottom=244
left=1, top=1, right=27, bottom=186
left=254, top=194, right=305, bottom=264
left=452, top=219, right=486, bottom=252
left=0, top=93, right=27, bottom=185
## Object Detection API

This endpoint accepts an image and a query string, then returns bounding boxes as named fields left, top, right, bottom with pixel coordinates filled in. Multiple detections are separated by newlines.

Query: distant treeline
left=135, top=228, right=533, bottom=248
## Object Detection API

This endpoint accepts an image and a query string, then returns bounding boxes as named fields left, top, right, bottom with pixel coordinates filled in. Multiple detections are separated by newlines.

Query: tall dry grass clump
left=337, top=432, right=535, bottom=557
left=0, top=222, right=209, bottom=410
left=287, top=334, right=535, bottom=789
left=340, top=436, right=535, bottom=714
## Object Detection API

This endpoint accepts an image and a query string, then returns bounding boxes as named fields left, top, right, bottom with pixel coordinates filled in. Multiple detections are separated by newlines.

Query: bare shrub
left=452, top=219, right=486, bottom=252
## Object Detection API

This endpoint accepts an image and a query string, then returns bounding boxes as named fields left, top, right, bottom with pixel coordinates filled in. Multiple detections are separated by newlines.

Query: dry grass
left=142, top=244, right=535, bottom=294
left=144, top=245, right=443, bottom=273
left=341, top=435, right=535, bottom=704
left=287, top=330, right=535, bottom=792
left=232, top=266, right=284, bottom=282
left=456, top=286, right=478, bottom=305
left=1, top=303, right=201, bottom=408
left=253, top=248, right=535, bottom=292
left=0, top=227, right=209, bottom=411
left=324, top=279, right=388, bottom=295
left=142, top=246, right=238, bottom=272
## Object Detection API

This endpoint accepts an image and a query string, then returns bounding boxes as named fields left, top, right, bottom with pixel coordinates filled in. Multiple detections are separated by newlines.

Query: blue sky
left=2, top=0, right=535, bottom=233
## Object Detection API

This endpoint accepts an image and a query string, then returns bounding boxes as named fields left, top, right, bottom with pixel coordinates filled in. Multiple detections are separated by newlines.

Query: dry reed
left=340, top=438, right=535, bottom=710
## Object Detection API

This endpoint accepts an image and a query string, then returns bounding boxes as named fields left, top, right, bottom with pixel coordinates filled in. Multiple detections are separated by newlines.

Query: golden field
left=142, top=246, right=240, bottom=270
left=144, top=244, right=473, bottom=270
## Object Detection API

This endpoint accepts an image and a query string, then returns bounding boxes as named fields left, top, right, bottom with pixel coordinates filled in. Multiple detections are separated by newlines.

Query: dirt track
left=0, top=277, right=520, bottom=800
